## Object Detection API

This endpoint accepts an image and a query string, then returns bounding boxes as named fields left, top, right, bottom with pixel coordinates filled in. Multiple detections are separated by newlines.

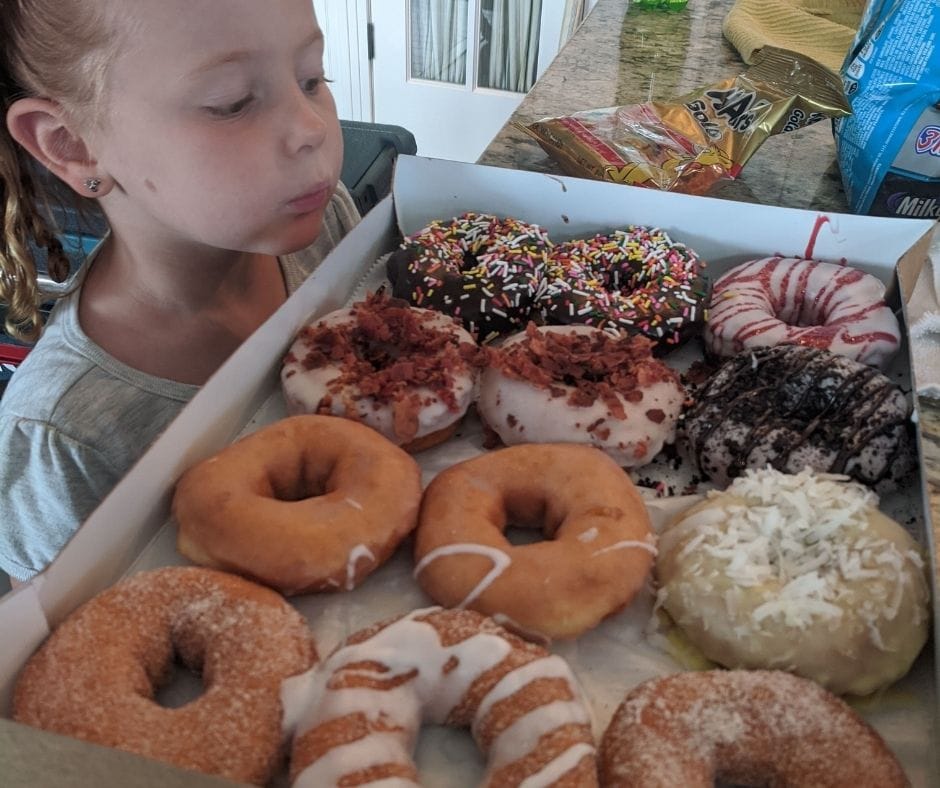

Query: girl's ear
left=6, top=97, right=112, bottom=197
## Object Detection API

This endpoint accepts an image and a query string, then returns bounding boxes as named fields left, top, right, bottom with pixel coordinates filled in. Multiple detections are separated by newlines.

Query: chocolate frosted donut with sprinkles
left=386, top=212, right=551, bottom=342
left=538, top=226, right=708, bottom=350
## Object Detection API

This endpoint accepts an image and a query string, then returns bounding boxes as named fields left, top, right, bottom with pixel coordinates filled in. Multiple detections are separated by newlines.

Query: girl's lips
left=286, top=185, right=330, bottom=213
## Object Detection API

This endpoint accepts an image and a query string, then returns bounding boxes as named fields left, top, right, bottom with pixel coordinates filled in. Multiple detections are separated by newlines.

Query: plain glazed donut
left=655, top=467, right=929, bottom=696
left=478, top=324, right=685, bottom=468
left=173, top=414, right=422, bottom=596
left=413, top=444, right=655, bottom=641
left=682, top=344, right=914, bottom=492
left=13, top=566, right=316, bottom=785
left=539, top=226, right=708, bottom=349
left=282, top=292, right=481, bottom=451
left=705, top=256, right=901, bottom=368
left=283, top=607, right=597, bottom=787
left=386, top=212, right=552, bottom=342
left=599, top=670, right=908, bottom=787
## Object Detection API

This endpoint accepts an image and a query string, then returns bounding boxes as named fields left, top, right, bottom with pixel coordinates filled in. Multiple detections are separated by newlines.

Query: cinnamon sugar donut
left=174, top=415, right=422, bottom=596
left=13, top=566, right=316, bottom=785
left=705, top=256, right=901, bottom=368
left=682, top=344, right=914, bottom=492
left=414, top=444, right=655, bottom=640
left=386, top=213, right=552, bottom=343
left=282, top=292, right=481, bottom=452
left=600, top=670, right=908, bottom=787
left=283, top=607, right=597, bottom=787
left=655, top=467, right=929, bottom=696
left=478, top=324, right=685, bottom=468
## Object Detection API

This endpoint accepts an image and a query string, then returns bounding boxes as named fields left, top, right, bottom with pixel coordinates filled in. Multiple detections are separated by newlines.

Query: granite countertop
left=479, top=0, right=940, bottom=568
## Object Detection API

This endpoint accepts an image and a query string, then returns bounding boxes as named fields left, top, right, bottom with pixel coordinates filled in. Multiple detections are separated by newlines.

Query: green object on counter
left=632, top=0, right=688, bottom=10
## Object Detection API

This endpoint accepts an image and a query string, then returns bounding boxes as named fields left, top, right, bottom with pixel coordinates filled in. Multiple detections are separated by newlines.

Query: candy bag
left=834, top=0, right=940, bottom=217
left=519, top=46, right=850, bottom=195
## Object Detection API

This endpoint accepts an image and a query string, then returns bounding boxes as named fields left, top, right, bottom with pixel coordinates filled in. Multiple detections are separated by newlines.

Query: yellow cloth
left=722, top=0, right=867, bottom=73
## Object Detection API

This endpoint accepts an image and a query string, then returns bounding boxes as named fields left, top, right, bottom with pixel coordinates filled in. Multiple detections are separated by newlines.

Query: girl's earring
left=83, top=177, right=102, bottom=193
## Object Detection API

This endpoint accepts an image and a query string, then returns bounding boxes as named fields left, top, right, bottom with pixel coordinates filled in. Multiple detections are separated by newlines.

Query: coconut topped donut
left=282, top=292, right=483, bottom=450
left=478, top=324, right=685, bottom=467
left=539, top=226, right=708, bottom=350
left=655, top=467, right=930, bottom=696
left=386, top=212, right=552, bottom=342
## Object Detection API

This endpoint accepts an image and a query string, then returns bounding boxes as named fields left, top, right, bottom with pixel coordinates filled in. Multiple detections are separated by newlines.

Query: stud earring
left=83, top=177, right=102, bottom=193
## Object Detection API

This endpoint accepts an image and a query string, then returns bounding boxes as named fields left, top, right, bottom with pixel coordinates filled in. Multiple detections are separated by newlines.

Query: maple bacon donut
left=283, top=607, right=598, bottom=787
left=705, top=256, right=901, bottom=368
left=655, top=467, right=929, bottom=696
left=173, top=415, right=422, bottom=596
left=13, top=566, right=316, bottom=785
left=600, top=670, right=908, bottom=787
left=414, top=444, right=655, bottom=640
left=479, top=324, right=685, bottom=468
left=282, top=292, right=480, bottom=452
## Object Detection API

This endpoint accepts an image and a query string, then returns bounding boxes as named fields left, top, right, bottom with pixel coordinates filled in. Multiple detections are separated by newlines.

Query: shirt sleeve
left=0, top=415, right=119, bottom=581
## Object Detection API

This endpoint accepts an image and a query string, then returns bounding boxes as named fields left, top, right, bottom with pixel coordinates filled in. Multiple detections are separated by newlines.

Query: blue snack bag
left=834, top=0, right=940, bottom=218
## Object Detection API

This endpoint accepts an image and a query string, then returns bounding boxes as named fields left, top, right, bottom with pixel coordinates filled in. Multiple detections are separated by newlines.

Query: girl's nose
left=284, top=85, right=333, bottom=155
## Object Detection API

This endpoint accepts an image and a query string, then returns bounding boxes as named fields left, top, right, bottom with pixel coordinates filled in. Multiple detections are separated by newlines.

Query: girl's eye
left=205, top=95, right=254, bottom=118
left=301, top=76, right=333, bottom=96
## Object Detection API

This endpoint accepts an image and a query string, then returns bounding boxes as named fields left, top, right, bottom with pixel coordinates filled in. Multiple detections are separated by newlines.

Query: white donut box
left=1, top=156, right=937, bottom=787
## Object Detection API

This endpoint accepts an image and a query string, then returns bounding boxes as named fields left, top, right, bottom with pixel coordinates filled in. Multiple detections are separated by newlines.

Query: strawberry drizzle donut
left=413, top=444, right=656, bottom=641
left=282, top=292, right=481, bottom=452
left=13, top=566, right=316, bottom=785
left=600, top=670, right=908, bottom=787
left=385, top=212, right=552, bottom=342
left=173, top=415, right=422, bottom=596
left=705, top=256, right=901, bottom=368
left=655, top=467, right=929, bottom=696
left=478, top=324, right=685, bottom=468
left=540, top=226, right=708, bottom=349
left=283, top=607, right=598, bottom=787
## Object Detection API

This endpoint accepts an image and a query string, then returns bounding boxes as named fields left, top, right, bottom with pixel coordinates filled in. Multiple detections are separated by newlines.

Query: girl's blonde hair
left=1, top=0, right=115, bottom=342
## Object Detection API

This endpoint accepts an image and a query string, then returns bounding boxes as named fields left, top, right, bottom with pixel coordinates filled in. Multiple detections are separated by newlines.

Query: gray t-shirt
left=0, top=185, right=360, bottom=580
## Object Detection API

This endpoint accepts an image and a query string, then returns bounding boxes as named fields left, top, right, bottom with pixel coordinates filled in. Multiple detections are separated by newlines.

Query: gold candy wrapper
left=519, top=47, right=851, bottom=195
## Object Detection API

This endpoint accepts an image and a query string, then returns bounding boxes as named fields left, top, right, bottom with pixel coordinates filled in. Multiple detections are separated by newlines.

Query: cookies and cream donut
left=386, top=212, right=552, bottom=342
left=414, top=444, right=656, bottom=640
left=682, top=344, right=913, bottom=491
left=655, top=467, right=929, bottom=696
left=600, top=670, right=908, bottom=787
left=13, top=566, right=316, bottom=785
left=540, top=226, right=708, bottom=349
left=478, top=324, right=685, bottom=468
left=705, top=256, right=901, bottom=368
left=282, top=293, right=481, bottom=451
left=283, top=607, right=597, bottom=787
left=174, top=415, right=422, bottom=596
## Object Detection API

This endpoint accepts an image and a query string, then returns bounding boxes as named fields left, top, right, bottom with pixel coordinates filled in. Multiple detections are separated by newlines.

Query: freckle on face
left=145, top=179, right=157, bottom=192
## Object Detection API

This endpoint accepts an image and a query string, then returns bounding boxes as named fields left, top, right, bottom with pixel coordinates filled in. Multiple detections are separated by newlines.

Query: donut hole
left=266, top=464, right=332, bottom=502
left=153, top=651, right=206, bottom=709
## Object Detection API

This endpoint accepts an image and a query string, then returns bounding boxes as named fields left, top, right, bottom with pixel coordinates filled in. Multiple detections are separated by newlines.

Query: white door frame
left=313, top=0, right=372, bottom=121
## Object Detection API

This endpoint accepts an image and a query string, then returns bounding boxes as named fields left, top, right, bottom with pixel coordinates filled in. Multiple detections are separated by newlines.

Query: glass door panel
left=477, top=0, right=543, bottom=93
left=409, top=0, right=470, bottom=85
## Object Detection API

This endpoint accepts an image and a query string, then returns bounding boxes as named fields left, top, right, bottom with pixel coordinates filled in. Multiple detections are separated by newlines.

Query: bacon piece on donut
left=13, top=566, right=316, bottom=785
left=414, top=443, right=656, bottom=640
left=479, top=324, right=685, bottom=468
left=600, top=670, right=909, bottom=787
left=283, top=607, right=598, bottom=787
left=705, top=256, right=901, bottom=368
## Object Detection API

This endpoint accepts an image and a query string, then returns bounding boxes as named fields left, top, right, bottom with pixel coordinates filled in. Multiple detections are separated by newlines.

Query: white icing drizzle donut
left=655, top=467, right=929, bottom=695
left=705, top=257, right=901, bottom=368
left=413, top=543, right=512, bottom=609
left=283, top=607, right=597, bottom=787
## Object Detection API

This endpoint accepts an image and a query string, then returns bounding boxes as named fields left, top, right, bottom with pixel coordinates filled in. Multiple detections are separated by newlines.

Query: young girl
left=0, top=0, right=360, bottom=581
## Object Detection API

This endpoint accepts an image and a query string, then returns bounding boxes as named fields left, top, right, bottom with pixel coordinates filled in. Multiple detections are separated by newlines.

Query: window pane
left=410, top=0, right=469, bottom=85
left=478, top=0, right=542, bottom=93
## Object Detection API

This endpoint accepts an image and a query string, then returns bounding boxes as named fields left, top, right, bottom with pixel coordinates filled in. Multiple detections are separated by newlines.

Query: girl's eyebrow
left=190, top=30, right=324, bottom=76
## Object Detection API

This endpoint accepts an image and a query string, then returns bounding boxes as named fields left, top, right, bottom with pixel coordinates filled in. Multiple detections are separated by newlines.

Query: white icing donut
left=282, top=295, right=478, bottom=449
left=283, top=607, right=597, bottom=787
left=655, top=467, right=929, bottom=696
left=704, top=257, right=901, bottom=368
left=478, top=325, right=685, bottom=467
